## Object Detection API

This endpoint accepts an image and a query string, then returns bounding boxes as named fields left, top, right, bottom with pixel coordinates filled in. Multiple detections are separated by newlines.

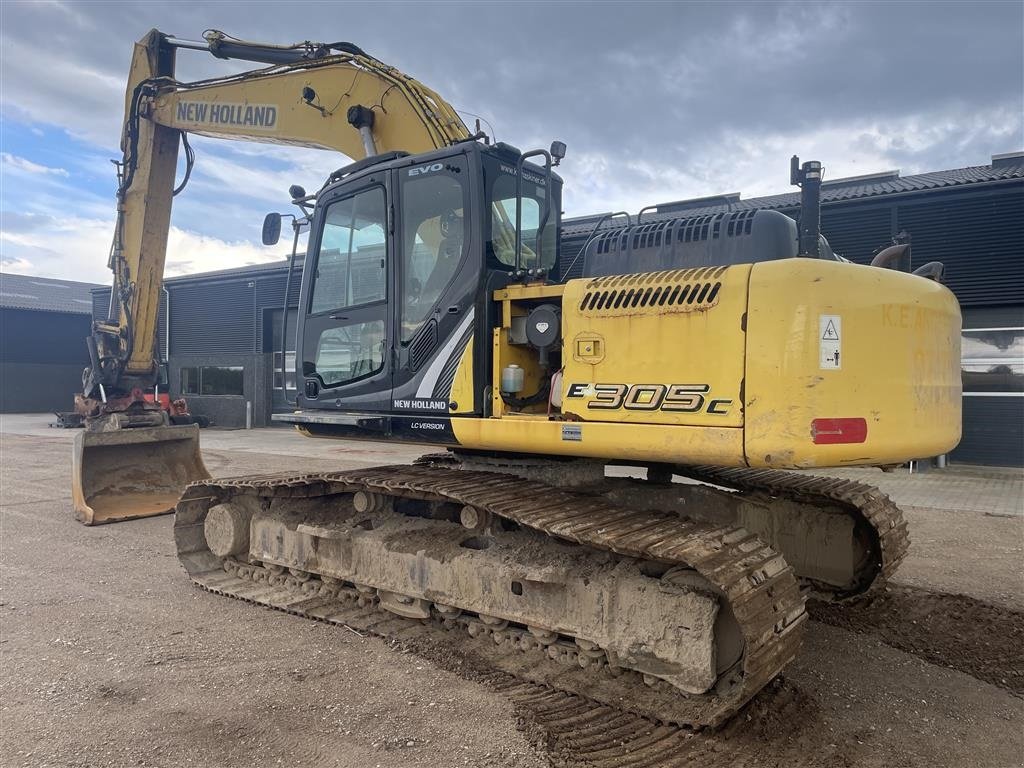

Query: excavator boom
left=72, top=29, right=469, bottom=523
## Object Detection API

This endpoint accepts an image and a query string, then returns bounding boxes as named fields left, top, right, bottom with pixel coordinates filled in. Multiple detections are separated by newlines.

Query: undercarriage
left=174, top=454, right=908, bottom=727
left=426, top=454, right=910, bottom=602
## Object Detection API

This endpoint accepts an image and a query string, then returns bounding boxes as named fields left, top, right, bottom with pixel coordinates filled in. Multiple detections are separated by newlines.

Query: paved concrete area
left=0, top=413, right=426, bottom=464
left=4, top=413, right=1019, bottom=516
left=1, top=412, right=1022, bottom=768
left=817, top=464, right=1023, bottom=517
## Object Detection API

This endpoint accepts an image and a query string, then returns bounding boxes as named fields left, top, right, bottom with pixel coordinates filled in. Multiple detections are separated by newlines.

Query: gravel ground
left=1, top=424, right=1021, bottom=767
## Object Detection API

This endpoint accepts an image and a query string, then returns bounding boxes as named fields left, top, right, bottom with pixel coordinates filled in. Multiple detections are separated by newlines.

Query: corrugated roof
left=163, top=256, right=302, bottom=284
left=563, top=157, right=1024, bottom=235
left=89, top=257, right=306, bottom=299
left=0, top=272, right=104, bottom=314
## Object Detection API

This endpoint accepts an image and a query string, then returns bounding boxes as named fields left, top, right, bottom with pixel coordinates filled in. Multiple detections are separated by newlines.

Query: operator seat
left=422, top=210, right=463, bottom=299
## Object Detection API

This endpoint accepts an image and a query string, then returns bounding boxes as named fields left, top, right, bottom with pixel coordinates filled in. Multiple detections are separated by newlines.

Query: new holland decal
left=175, top=101, right=278, bottom=130
left=393, top=398, right=448, bottom=412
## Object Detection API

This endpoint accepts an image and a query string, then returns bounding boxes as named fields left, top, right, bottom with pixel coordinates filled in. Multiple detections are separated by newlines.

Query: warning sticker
left=819, top=315, right=841, bottom=370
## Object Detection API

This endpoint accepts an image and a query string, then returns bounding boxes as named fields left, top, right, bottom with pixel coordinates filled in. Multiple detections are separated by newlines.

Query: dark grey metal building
left=92, top=153, right=1023, bottom=463
left=1, top=273, right=102, bottom=413
left=92, top=261, right=301, bottom=429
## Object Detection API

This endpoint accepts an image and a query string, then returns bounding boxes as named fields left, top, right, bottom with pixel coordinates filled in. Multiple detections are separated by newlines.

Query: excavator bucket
left=72, top=424, right=210, bottom=525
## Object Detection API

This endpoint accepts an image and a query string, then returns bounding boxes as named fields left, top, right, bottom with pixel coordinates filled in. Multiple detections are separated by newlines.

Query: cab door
left=390, top=153, right=481, bottom=414
left=297, top=177, right=393, bottom=413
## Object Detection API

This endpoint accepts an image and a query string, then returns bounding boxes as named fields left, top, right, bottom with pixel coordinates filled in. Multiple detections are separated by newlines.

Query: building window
left=180, top=367, right=200, bottom=395
left=961, top=328, right=1024, bottom=396
left=265, top=308, right=298, bottom=357
left=273, top=352, right=296, bottom=391
left=180, top=366, right=245, bottom=396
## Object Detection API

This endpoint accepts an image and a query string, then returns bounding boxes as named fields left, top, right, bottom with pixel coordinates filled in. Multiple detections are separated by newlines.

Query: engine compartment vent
left=579, top=208, right=836, bottom=280
left=579, top=266, right=728, bottom=315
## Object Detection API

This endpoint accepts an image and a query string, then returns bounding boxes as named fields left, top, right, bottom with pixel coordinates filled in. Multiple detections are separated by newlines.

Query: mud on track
left=513, top=679, right=845, bottom=768
left=365, top=558, right=1024, bottom=768
left=811, top=584, right=1024, bottom=696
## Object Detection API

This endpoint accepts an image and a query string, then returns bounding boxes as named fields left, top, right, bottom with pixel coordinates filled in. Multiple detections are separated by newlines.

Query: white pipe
left=162, top=285, right=171, bottom=362
left=357, top=125, right=377, bottom=157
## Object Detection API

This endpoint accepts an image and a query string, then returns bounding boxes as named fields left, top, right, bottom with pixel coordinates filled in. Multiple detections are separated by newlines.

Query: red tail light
left=811, top=418, right=868, bottom=444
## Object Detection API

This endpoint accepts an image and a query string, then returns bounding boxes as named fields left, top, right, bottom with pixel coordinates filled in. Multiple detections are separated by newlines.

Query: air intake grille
left=409, top=319, right=438, bottom=371
left=578, top=266, right=728, bottom=315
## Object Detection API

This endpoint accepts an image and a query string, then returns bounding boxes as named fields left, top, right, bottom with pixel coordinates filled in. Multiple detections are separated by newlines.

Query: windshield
left=309, top=186, right=387, bottom=315
left=485, top=156, right=559, bottom=273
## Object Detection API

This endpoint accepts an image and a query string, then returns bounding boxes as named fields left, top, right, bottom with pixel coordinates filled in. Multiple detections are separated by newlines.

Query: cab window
left=491, top=197, right=540, bottom=266
left=314, top=320, right=386, bottom=387
left=486, top=160, right=557, bottom=272
left=399, top=162, right=467, bottom=342
left=309, top=187, right=387, bottom=315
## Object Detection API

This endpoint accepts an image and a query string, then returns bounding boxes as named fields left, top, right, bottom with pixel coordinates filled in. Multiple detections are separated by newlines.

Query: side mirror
left=262, top=212, right=282, bottom=246
left=289, top=185, right=306, bottom=201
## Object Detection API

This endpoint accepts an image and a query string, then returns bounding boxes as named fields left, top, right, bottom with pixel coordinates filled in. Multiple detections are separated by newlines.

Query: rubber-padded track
left=674, top=465, right=910, bottom=602
left=175, top=465, right=806, bottom=728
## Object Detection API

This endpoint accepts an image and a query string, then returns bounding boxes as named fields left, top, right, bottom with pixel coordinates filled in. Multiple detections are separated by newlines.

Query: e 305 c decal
left=565, top=383, right=733, bottom=415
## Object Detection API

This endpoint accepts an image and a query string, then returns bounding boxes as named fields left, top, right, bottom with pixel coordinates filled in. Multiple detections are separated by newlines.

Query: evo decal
left=408, top=163, right=445, bottom=176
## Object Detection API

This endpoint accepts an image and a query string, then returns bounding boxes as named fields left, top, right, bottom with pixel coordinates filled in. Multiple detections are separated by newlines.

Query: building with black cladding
left=0, top=273, right=102, bottom=413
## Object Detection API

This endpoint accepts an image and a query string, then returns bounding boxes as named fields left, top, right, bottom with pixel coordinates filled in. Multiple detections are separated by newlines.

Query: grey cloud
left=2, top=1, right=1021, bottom=221
left=0, top=211, right=56, bottom=234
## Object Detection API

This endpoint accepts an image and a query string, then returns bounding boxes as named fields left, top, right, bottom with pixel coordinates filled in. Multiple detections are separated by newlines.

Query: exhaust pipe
left=791, top=156, right=822, bottom=258
left=871, top=232, right=913, bottom=272
left=72, top=424, right=209, bottom=525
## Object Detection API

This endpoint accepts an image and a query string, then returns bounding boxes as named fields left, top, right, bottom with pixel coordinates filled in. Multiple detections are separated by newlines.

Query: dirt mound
left=811, top=584, right=1024, bottom=694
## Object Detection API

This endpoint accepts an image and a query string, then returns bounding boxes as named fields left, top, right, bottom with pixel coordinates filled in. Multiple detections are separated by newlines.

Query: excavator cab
left=277, top=141, right=562, bottom=432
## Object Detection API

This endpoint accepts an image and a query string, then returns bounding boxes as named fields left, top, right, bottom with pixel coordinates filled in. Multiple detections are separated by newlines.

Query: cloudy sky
left=1, top=0, right=1021, bottom=284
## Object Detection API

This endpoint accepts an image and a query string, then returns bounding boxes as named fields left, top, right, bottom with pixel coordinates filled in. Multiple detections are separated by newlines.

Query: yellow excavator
left=73, top=29, right=962, bottom=726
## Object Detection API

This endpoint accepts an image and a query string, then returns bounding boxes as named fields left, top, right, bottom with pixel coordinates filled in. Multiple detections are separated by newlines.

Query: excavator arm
left=73, top=29, right=469, bottom=523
